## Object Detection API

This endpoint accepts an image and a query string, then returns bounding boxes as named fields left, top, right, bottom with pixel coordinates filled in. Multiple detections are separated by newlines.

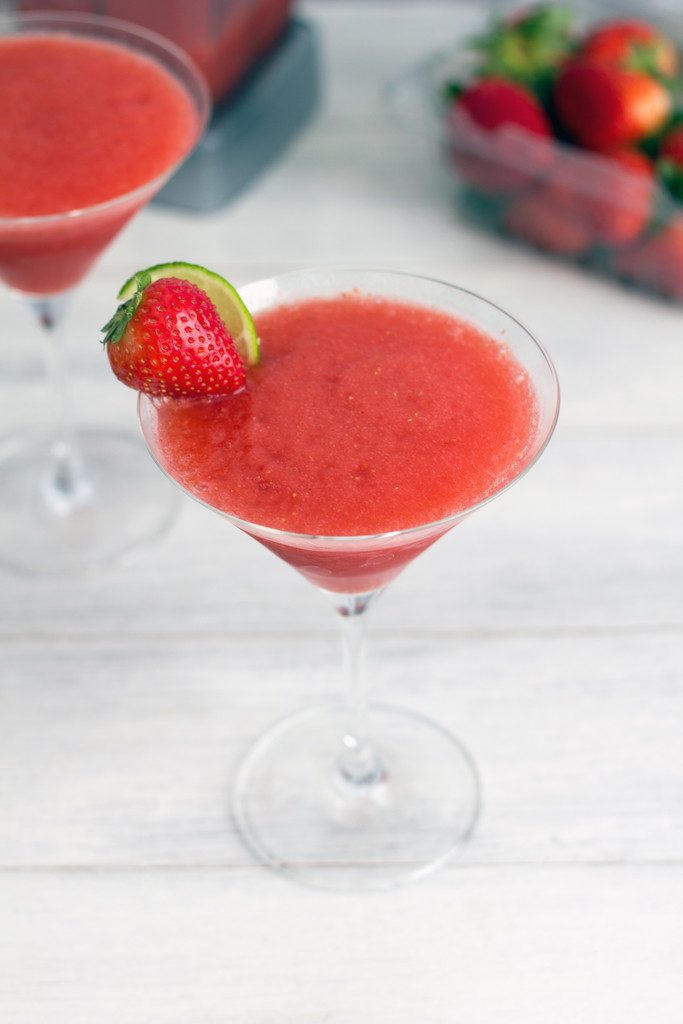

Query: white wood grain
left=2, top=630, right=682, bottom=867
left=2, top=866, right=682, bottom=1024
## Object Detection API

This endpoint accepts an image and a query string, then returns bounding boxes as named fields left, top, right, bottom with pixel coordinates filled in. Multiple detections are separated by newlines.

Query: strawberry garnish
left=101, top=274, right=246, bottom=398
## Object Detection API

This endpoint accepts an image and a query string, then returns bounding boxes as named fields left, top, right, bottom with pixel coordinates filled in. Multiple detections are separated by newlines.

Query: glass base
left=0, top=428, right=178, bottom=576
left=233, top=703, right=481, bottom=890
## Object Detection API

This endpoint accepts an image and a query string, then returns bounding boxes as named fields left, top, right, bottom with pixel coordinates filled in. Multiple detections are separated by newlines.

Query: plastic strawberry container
left=421, top=4, right=683, bottom=303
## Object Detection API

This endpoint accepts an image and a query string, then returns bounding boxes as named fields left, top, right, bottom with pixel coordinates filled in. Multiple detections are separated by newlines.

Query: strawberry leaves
left=465, top=5, right=575, bottom=101
left=101, top=271, right=152, bottom=346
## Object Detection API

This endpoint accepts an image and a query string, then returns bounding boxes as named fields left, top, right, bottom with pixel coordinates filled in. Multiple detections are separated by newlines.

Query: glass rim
left=138, top=267, right=561, bottom=547
left=0, top=9, right=211, bottom=228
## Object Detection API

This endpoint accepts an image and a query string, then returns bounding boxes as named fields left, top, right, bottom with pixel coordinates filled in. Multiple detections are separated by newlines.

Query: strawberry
left=102, top=274, right=246, bottom=397
left=657, top=124, right=683, bottom=201
left=661, top=125, right=683, bottom=163
left=581, top=19, right=677, bottom=78
left=448, top=77, right=554, bottom=194
left=503, top=187, right=592, bottom=256
left=554, top=59, right=671, bottom=150
left=455, top=76, right=552, bottom=135
left=614, top=219, right=683, bottom=299
left=591, top=149, right=654, bottom=244
left=544, top=147, right=654, bottom=246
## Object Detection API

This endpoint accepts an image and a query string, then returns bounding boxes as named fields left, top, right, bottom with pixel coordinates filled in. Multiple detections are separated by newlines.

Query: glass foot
left=0, top=428, right=178, bottom=576
left=233, top=703, right=481, bottom=890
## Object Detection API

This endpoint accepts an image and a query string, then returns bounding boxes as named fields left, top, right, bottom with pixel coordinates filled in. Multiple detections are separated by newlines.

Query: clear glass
left=0, top=12, right=211, bottom=575
left=139, top=268, right=560, bottom=889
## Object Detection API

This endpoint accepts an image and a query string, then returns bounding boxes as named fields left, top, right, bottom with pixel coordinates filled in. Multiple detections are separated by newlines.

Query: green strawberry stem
left=624, top=41, right=674, bottom=80
left=101, top=271, right=152, bottom=345
left=461, top=4, right=576, bottom=103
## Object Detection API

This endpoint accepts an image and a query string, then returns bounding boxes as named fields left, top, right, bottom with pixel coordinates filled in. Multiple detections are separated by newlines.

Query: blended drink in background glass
left=135, top=267, right=560, bottom=889
left=0, top=12, right=209, bottom=577
left=0, top=32, right=197, bottom=293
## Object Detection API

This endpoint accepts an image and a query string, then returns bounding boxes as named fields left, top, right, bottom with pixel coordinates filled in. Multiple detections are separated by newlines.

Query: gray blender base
left=155, top=19, right=319, bottom=212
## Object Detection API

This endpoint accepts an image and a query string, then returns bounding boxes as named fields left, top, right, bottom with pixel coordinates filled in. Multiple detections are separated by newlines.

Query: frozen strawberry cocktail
left=102, top=263, right=558, bottom=886
left=154, top=294, right=537, bottom=536
left=0, top=17, right=211, bottom=581
left=0, top=32, right=198, bottom=294
left=0, top=34, right=196, bottom=217
left=102, top=263, right=540, bottom=591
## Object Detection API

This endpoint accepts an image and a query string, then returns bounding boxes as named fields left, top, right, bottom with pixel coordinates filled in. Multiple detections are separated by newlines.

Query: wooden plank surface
left=1, top=2, right=682, bottom=1021
left=2, top=867, right=682, bottom=1024
left=2, top=630, right=682, bottom=867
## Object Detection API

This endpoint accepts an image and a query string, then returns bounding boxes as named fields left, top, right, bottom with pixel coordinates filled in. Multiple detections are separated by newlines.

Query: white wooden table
left=2, top=3, right=683, bottom=1020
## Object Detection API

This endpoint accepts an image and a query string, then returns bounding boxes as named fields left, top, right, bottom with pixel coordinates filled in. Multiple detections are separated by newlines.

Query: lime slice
left=118, top=261, right=260, bottom=366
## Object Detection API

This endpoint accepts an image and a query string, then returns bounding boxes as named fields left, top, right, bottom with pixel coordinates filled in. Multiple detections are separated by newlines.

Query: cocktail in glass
left=139, top=269, right=560, bottom=889
left=0, top=12, right=210, bottom=575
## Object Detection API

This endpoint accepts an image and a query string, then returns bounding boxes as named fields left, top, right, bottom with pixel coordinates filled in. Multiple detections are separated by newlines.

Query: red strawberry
left=614, top=219, right=683, bottom=299
left=657, top=125, right=683, bottom=201
left=448, top=78, right=554, bottom=194
left=661, top=125, right=683, bottom=163
left=609, top=147, right=655, bottom=177
left=455, top=77, right=552, bottom=135
left=554, top=59, right=671, bottom=150
left=581, top=19, right=677, bottom=78
left=102, top=275, right=246, bottom=397
left=590, top=149, right=654, bottom=244
left=544, top=148, right=654, bottom=246
left=503, top=187, right=592, bottom=256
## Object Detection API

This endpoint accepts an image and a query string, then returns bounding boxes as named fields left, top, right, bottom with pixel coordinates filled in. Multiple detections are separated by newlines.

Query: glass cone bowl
left=139, top=268, right=560, bottom=889
left=0, top=11, right=210, bottom=576
left=0, top=11, right=211, bottom=296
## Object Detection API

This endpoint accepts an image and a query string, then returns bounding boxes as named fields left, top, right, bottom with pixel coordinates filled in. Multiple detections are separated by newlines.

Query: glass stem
left=28, top=294, right=92, bottom=515
left=335, top=592, right=385, bottom=788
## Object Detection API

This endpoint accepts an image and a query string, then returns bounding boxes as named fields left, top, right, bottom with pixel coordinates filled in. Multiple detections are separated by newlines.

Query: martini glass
left=139, top=269, right=560, bottom=889
left=0, top=12, right=210, bottom=575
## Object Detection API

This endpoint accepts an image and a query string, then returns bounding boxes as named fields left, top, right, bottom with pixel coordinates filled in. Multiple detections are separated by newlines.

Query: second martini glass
left=139, top=269, right=559, bottom=889
left=0, top=12, right=210, bottom=575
